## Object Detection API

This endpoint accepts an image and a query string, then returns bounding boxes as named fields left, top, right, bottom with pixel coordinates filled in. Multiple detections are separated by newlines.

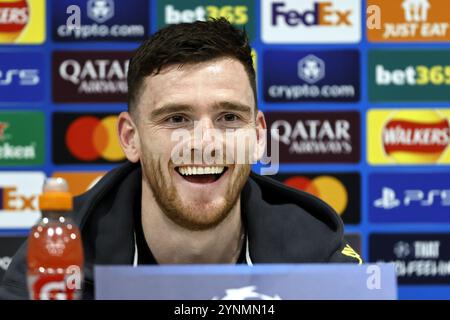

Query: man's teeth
left=178, top=166, right=225, bottom=176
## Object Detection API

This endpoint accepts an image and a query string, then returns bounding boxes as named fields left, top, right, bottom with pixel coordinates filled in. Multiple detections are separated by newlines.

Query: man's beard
left=141, top=155, right=250, bottom=231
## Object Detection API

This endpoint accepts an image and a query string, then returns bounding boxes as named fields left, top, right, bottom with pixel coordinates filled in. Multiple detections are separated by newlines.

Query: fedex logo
left=369, top=173, right=450, bottom=223
left=0, top=187, right=37, bottom=211
left=271, top=2, right=352, bottom=27
left=262, top=0, right=360, bottom=43
left=0, top=172, right=45, bottom=229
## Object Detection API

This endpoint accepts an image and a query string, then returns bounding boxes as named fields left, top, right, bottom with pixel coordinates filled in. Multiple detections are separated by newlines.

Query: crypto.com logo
left=169, top=122, right=279, bottom=175
left=297, top=54, right=325, bottom=84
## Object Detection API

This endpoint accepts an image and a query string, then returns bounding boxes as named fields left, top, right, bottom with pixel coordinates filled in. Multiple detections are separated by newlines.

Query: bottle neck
left=41, top=210, right=70, bottom=220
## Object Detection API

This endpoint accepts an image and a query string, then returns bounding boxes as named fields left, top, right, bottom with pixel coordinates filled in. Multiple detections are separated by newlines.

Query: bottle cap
left=39, top=177, right=73, bottom=211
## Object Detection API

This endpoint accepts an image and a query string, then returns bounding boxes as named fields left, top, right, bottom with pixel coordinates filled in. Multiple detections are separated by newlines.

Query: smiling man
left=0, top=18, right=361, bottom=300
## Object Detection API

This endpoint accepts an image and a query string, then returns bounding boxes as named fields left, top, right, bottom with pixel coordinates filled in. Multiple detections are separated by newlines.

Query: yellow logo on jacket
left=341, top=244, right=362, bottom=264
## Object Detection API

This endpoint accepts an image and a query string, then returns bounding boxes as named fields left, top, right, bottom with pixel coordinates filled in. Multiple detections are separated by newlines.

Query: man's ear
left=254, top=110, right=267, bottom=162
left=118, top=111, right=140, bottom=163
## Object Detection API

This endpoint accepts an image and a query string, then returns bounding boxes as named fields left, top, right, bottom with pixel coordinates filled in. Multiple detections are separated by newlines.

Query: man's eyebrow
left=150, top=104, right=195, bottom=119
left=215, top=101, right=252, bottom=114
left=149, top=101, right=253, bottom=119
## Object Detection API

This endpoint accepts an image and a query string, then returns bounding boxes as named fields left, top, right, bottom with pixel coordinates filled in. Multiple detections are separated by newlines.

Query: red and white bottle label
left=27, top=266, right=83, bottom=300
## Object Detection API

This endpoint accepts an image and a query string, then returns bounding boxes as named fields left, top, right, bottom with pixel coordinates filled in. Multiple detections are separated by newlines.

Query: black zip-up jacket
left=0, top=161, right=361, bottom=300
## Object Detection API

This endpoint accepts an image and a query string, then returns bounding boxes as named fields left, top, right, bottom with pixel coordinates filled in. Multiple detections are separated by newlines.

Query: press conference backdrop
left=1, top=0, right=450, bottom=300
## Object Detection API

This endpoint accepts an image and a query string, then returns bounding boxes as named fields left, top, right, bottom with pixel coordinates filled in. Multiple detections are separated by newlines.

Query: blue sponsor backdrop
left=0, top=52, right=45, bottom=103
left=1, top=0, right=450, bottom=300
left=369, top=173, right=450, bottom=223
left=263, top=50, right=360, bottom=102
left=52, top=0, right=149, bottom=41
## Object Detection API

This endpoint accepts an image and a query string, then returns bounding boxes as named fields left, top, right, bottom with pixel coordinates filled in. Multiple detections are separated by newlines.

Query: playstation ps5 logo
left=0, top=69, right=40, bottom=86
left=374, top=188, right=401, bottom=209
left=297, top=55, right=325, bottom=84
left=374, top=187, right=450, bottom=210
left=87, top=0, right=114, bottom=23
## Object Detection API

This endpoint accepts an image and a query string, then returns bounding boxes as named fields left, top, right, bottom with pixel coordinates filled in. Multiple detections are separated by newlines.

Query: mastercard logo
left=65, top=116, right=125, bottom=162
left=382, top=110, right=450, bottom=163
left=0, top=0, right=45, bottom=44
left=283, top=175, right=348, bottom=215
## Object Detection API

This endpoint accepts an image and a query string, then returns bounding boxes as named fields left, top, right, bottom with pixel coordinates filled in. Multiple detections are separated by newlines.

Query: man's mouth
left=175, top=166, right=229, bottom=184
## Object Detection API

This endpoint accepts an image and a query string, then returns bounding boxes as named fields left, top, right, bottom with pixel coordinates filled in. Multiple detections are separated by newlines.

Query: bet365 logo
left=369, top=50, right=450, bottom=102
left=158, top=1, right=255, bottom=39
left=376, top=64, right=450, bottom=86
left=164, top=4, right=248, bottom=25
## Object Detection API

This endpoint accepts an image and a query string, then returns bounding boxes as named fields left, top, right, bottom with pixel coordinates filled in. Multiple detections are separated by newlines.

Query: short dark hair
left=127, top=18, right=256, bottom=115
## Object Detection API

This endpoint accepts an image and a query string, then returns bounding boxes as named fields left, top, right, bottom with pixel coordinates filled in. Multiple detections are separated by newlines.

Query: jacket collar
left=76, top=161, right=343, bottom=282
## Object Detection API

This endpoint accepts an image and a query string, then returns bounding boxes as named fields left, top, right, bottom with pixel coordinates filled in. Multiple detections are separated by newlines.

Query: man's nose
left=194, top=117, right=215, bottom=144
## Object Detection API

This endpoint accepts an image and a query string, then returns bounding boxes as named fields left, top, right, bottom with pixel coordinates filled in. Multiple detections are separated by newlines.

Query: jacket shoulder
left=246, top=173, right=362, bottom=264
left=0, top=241, right=28, bottom=300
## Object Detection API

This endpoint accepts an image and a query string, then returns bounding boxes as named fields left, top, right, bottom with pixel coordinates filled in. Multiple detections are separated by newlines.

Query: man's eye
left=221, top=113, right=239, bottom=122
left=166, top=115, right=188, bottom=123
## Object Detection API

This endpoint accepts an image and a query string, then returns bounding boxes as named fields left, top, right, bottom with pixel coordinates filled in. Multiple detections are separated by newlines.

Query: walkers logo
left=0, top=0, right=45, bottom=44
left=370, top=233, right=450, bottom=284
left=52, top=171, right=105, bottom=196
left=367, top=0, right=450, bottom=42
left=263, top=50, right=359, bottom=102
left=370, top=173, right=450, bottom=223
left=52, top=51, right=131, bottom=103
left=265, top=111, right=360, bottom=163
left=0, top=172, right=45, bottom=228
left=53, top=113, right=125, bottom=164
left=0, top=112, right=44, bottom=165
left=261, top=0, right=361, bottom=43
left=367, top=109, right=450, bottom=165
left=369, top=50, right=450, bottom=102
left=52, top=0, right=148, bottom=41
left=157, top=0, right=255, bottom=40
left=0, top=236, right=26, bottom=281
left=274, top=173, right=360, bottom=224
left=0, top=52, right=44, bottom=103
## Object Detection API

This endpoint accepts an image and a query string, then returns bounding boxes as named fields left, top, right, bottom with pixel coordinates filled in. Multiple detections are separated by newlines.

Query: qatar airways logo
left=264, top=111, right=360, bottom=163
left=262, top=0, right=361, bottom=43
left=53, top=51, right=131, bottom=103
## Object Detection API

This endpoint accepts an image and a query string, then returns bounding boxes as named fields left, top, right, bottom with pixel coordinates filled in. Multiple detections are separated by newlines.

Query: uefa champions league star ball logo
left=297, top=54, right=325, bottom=84
left=212, top=286, right=281, bottom=300
left=87, top=0, right=115, bottom=24
left=394, top=241, right=411, bottom=259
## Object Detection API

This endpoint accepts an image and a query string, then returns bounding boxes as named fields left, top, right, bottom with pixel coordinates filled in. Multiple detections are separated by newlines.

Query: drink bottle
left=27, top=177, right=84, bottom=300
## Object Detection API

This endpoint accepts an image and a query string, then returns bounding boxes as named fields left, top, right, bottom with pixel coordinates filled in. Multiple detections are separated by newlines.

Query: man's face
left=131, top=57, right=263, bottom=230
